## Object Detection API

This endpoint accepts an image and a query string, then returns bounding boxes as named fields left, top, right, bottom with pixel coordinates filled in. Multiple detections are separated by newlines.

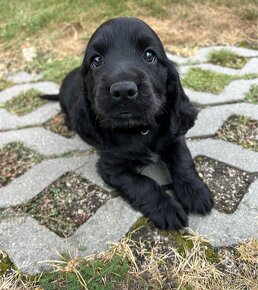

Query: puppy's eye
left=91, top=55, right=103, bottom=68
left=143, top=50, right=156, bottom=63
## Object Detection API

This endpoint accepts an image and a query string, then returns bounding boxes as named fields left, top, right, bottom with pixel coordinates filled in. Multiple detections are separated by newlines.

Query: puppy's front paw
left=148, top=195, right=188, bottom=230
left=175, top=182, right=213, bottom=215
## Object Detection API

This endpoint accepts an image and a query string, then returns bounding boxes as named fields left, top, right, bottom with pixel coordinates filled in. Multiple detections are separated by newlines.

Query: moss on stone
left=245, top=84, right=258, bottom=104
left=0, top=252, right=14, bottom=275
left=130, top=217, right=149, bottom=232
left=182, top=67, right=258, bottom=94
left=4, top=88, right=47, bottom=115
left=0, top=77, right=13, bottom=91
left=209, top=49, right=248, bottom=69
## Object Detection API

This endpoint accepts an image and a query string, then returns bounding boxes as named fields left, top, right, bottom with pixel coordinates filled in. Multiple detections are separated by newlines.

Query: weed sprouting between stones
left=0, top=77, right=13, bottom=91
left=3, top=88, right=47, bottom=115
left=209, top=49, right=248, bottom=69
left=182, top=67, right=258, bottom=94
left=245, top=84, right=258, bottom=104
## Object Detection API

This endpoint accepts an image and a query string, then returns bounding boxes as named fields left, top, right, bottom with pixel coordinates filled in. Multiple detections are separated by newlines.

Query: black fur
left=42, top=17, right=213, bottom=230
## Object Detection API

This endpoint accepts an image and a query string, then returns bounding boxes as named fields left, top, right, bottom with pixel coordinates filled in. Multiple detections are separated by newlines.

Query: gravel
left=15, top=172, right=111, bottom=237
left=195, top=156, right=257, bottom=213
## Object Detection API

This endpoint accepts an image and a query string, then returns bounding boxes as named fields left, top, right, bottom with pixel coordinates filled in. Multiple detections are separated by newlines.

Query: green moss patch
left=0, top=251, right=14, bottom=275
left=245, top=84, right=258, bottom=104
left=38, top=254, right=129, bottom=290
left=0, top=142, right=44, bottom=187
left=209, top=49, right=248, bottom=69
left=195, top=155, right=257, bottom=214
left=182, top=67, right=258, bottom=94
left=16, top=172, right=111, bottom=237
left=43, top=113, right=75, bottom=138
left=216, top=115, right=258, bottom=152
left=4, top=89, right=46, bottom=115
left=0, top=77, right=13, bottom=91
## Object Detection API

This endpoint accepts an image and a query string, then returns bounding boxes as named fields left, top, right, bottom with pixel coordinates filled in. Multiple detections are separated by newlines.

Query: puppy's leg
left=161, top=136, right=213, bottom=214
left=97, top=154, right=188, bottom=230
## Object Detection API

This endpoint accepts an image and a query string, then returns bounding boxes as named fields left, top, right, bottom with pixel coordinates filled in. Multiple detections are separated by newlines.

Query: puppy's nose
left=110, top=82, right=138, bottom=101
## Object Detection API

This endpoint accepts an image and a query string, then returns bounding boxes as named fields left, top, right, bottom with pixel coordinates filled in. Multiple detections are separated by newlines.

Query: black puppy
left=41, top=17, right=213, bottom=230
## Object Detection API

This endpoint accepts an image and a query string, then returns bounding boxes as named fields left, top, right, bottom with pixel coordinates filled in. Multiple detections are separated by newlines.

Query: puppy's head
left=81, top=17, right=197, bottom=134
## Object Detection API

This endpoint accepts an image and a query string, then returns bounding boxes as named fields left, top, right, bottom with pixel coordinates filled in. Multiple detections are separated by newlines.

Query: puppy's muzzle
left=110, top=81, right=138, bottom=101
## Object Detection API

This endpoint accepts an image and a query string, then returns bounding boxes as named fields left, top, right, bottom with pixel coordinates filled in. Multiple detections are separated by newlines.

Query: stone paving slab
left=187, top=103, right=258, bottom=138
left=0, top=156, right=91, bottom=207
left=168, top=45, right=258, bottom=65
left=180, top=58, right=258, bottom=76
left=76, top=153, right=111, bottom=191
left=6, top=71, right=42, bottom=84
left=188, top=139, right=258, bottom=172
left=184, top=78, right=258, bottom=105
left=0, top=103, right=61, bottom=130
left=0, top=81, right=59, bottom=102
left=189, top=179, right=258, bottom=247
left=0, top=127, right=90, bottom=156
left=0, top=198, right=141, bottom=274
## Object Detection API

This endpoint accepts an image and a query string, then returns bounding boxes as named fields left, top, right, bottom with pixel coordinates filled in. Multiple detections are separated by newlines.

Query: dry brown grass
left=1, top=232, right=257, bottom=289
left=0, top=0, right=257, bottom=73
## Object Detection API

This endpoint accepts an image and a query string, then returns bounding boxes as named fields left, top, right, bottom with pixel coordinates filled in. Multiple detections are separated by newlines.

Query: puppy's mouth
left=98, top=111, right=153, bottom=129
left=118, top=111, right=133, bottom=118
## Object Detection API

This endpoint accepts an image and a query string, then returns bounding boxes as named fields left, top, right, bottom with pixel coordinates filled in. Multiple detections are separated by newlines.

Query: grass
left=0, top=77, right=13, bottom=91
left=245, top=84, right=258, bottom=104
left=38, top=253, right=129, bottom=290
left=0, top=0, right=258, bottom=72
left=182, top=67, right=258, bottom=94
left=1, top=226, right=257, bottom=289
left=26, top=53, right=82, bottom=83
left=209, top=49, right=248, bottom=69
left=3, top=88, right=46, bottom=115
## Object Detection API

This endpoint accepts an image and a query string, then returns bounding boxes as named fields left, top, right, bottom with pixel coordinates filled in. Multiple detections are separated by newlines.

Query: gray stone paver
left=189, top=179, right=258, bottom=247
left=76, top=153, right=111, bottom=191
left=0, top=81, right=59, bottom=102
left=6, top=71, right=42, bottom=84
left=0, top=127, right=90, bottom=156
left=180, top=58, right=258, bottom=76
left=188, top=139, right=258, bottom=172
left=184, top=78, right=258, bottom=105
left=187, top=103, right=258, bottom=138
left=0, top=156, right=90, bottom=207
left=0, top=198, right=141, bottom=274
left=1, top=46, right=258, bottom=275
left=0, top=103, right=61, bottom=130
left=168, top=46, right=258, bottom=65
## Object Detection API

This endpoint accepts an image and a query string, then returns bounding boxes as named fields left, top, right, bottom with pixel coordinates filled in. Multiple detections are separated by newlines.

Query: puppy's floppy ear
left=71, top=68, right=102, bottom=147
left=166, top=60, right=197, bottom=137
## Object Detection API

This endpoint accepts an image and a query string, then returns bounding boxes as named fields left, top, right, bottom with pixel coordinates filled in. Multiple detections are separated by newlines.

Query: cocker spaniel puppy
left=41, top=17, right=213, bottom=230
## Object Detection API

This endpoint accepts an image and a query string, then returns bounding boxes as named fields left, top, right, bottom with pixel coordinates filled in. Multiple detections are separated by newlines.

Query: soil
left=216, top=115, right=258, bottom=152
left=0, top=142, right=44, bottom=188
left=195, top=156, right=257, bottom=214
left=43, top=113, right=75, bottom=138
left=15, top=172, right=111, bottom=237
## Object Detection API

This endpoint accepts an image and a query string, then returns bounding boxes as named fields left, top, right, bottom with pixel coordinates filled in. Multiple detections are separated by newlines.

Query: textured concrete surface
left=1, top=46, right=258, bottom=274
left=187, top=103, right=258, bottom=138
left=184, top=79, right=258, bottom=105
